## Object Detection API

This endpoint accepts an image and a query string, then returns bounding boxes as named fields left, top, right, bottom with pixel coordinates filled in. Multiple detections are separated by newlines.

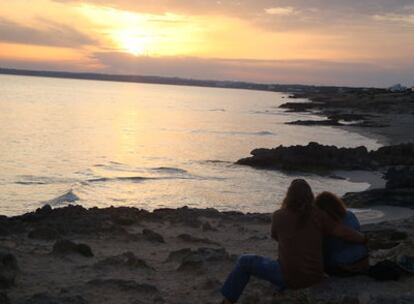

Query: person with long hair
left=220, top=179, right=367, bottom=304
left=315, top=191, right=369, bottom=276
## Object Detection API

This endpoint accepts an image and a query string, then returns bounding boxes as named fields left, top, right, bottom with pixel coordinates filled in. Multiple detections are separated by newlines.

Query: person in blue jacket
left=315, top=191, right=369, bottom=276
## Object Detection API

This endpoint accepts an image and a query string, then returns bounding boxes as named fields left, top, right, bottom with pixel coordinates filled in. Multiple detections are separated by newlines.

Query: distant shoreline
left=0, top=67, right=367, bottom=94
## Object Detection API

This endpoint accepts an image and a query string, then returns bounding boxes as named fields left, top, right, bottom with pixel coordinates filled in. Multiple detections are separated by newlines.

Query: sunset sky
left=1, top=0, right=414, bottom=87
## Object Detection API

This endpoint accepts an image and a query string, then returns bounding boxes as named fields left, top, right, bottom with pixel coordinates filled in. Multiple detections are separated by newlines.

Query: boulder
left=343, top=188, right=414, bottom=209
left=176, top=247, right=233, bottom=272
left=94, top=252, right=152, bottom=270
left=24, top=293, right=88, bottom=304
left=236, top=142, right=414, bottom=172
left=236, top=142, right=371, bottom=171
left=385, top=166, right=414, bottom=189
left=28, top=226, right=60, bottom=240
left=87, top=279, right=158, bottom=293
left=0, top=252, right=18, bottom=288
left=0, top=292, right=10, bottom=304
left=142, top=229, right=165, bottom=243
left=177, top=234, right=220, bottom=246
left=52, top=240, right=94, bottom=257
left=202, top=222, right=217, bottom=232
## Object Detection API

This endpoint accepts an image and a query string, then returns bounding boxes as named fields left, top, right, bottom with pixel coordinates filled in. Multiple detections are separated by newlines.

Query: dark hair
left=282, top=179, right=314, bottom=225
left=314, top=191, right=347, bottom=222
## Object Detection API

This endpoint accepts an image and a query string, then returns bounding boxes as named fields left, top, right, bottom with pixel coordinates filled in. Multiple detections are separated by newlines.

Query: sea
left=0, top=74, right=388, bottom=221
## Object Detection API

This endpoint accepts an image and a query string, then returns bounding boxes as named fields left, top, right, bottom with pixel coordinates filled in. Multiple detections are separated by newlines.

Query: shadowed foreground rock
left=0, top=252, right=18, bottom=288
left=1, top=205, right=413, bottom=304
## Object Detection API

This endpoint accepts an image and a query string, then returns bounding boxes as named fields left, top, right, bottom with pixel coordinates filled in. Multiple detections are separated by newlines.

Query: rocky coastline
left=280, top=89, right=414, bottom=145
left=2, top=89, right=414, bottom=304
left=236, top=142, right=414, bottom=210
left=0, top=204, right=413, bottom=304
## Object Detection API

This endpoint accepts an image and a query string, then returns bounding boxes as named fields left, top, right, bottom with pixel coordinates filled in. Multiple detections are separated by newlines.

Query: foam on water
left=44, top=189, right=79, bottom=206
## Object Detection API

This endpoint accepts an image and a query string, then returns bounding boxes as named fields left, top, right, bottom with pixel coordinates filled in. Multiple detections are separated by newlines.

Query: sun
left=115, top=30, right=150, bottom=56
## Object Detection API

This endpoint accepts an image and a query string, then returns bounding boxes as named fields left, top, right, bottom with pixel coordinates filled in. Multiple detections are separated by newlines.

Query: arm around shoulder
left=332, top=224, right=367, bottom=244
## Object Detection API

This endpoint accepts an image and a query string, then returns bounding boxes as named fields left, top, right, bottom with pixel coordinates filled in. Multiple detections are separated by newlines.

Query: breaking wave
left=43, top=189, right=80, bottom=206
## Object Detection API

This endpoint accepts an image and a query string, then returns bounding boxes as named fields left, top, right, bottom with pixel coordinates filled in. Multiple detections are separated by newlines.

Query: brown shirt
left=272, top=207, right=338, bottom=289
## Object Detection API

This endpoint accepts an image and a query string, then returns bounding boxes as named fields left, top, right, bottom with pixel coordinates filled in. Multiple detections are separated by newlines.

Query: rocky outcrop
left=1, top=204, right=413, bottom=304
left=23, top=293, right=88, bottom=304
left=236, top=142, right=414, bottom=172
left=287, top=119, right=388, bottom=128
left=86, top=279, right=158, bottom=294
left=236, top=142, right=372, bottom=171
left=343, top=166, right=414, bottom=209
left=177, top=234, right=220, bottom=246
left=385, top=166, right=414, bottom=189
left=173, top=247, right=234, bottom=272
left=0, top=252, right=18, bottom=288
left=94, top=252, right=153, bottom=270
left=52, top=240, right=94, bottom=257
left=142, top=229, right=165, bottom=243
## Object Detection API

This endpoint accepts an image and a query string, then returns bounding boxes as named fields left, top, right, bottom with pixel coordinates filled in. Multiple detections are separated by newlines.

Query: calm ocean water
left=0, top=74, right=382, bottom=217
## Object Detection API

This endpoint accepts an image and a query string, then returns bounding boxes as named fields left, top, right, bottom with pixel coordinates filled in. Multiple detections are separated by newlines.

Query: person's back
left=323, top=210, right=368, bottom=273
left=220, top=181, right=366, bottom=304
left=272, top=206, right=337, bottom=289
left=314, top=192, right=369, bottom=275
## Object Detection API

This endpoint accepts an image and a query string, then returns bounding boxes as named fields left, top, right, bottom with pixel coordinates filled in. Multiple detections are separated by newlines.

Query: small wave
left=191, top=129, right=276, bottom=136
left=15, top=175, right=77, bottom=185
left=152, top=167, right=188, bottom=174
left=15, top=181, right=48, bottom=185
left=202, top=160, right=232, bottom=164
left=87, top=176, right=150, bottom=183
left=208, top=108, right=226, bottom=112
left=44, top=189, right=79, bottom=206
left=253, top=131, right=275, bottom=136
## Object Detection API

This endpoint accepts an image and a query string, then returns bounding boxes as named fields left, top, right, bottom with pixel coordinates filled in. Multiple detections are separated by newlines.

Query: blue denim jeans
left=221, top=255, right=286, bottom=303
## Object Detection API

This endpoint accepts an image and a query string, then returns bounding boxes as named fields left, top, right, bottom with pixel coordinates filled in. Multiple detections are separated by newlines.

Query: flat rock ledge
left=236, top=142, right=414, bottom=172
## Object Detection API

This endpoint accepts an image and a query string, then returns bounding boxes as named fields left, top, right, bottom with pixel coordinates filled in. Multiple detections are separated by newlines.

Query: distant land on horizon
left=0, top=67, right=374, bottom=94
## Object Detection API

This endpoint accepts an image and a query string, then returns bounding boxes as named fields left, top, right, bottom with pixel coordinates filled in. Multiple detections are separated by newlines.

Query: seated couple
left=221, top=179, right=369, bottom=304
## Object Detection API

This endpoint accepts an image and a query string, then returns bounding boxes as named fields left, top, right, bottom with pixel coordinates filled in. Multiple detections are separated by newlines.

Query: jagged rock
left=368, top=292, right=414, bottom=304
left=286, top=119, right=342, bottom=126
left=343, top=188, right=414, bottom=209
left=28, top=227, right=60, bottom=240
left=202, top=277, right=221, bottom=290
left=87, top=279, right=158, bottom=293
left=363, top=228, right=408, bottom=250
left=0, top=216, right=10, bottom=236
left=52, top=240, right=94, bottom=257
left=0, top=292, right=10, bottom=304
left=177, top=234, right=220, bottom=246
left=0, top=252, right=18, bottom=288
left=374, top=144, right=414, bottom=166
left=94, top=252, right=152, bottom=270
left=166, top=248, right=193, bottom=262
left=142, top=229, right=165, bottom=243
left=153, top=207, right=203, bottom=228
left=23, top=293, right=88, bottom=304
left=236, top=142, right=372, bottom=171
left=279, top=102, right=323, bottom=112
left=236, top=142, right=414, bottom=172
left=202, top=222, right=217, bottom=232
left=385, top=166, right=414, bottom=189
left=248, top=235, right=269, bottom=241
left=177, top=247, right=232, bottom=271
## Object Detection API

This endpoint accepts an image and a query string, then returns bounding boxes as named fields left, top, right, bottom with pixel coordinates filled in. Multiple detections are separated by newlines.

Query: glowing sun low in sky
left=116, top=30, right=149, bottom=56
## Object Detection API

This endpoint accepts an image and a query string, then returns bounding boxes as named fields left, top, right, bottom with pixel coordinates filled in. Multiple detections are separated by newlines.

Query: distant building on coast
left=389, top=84, right=407, bottom=92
